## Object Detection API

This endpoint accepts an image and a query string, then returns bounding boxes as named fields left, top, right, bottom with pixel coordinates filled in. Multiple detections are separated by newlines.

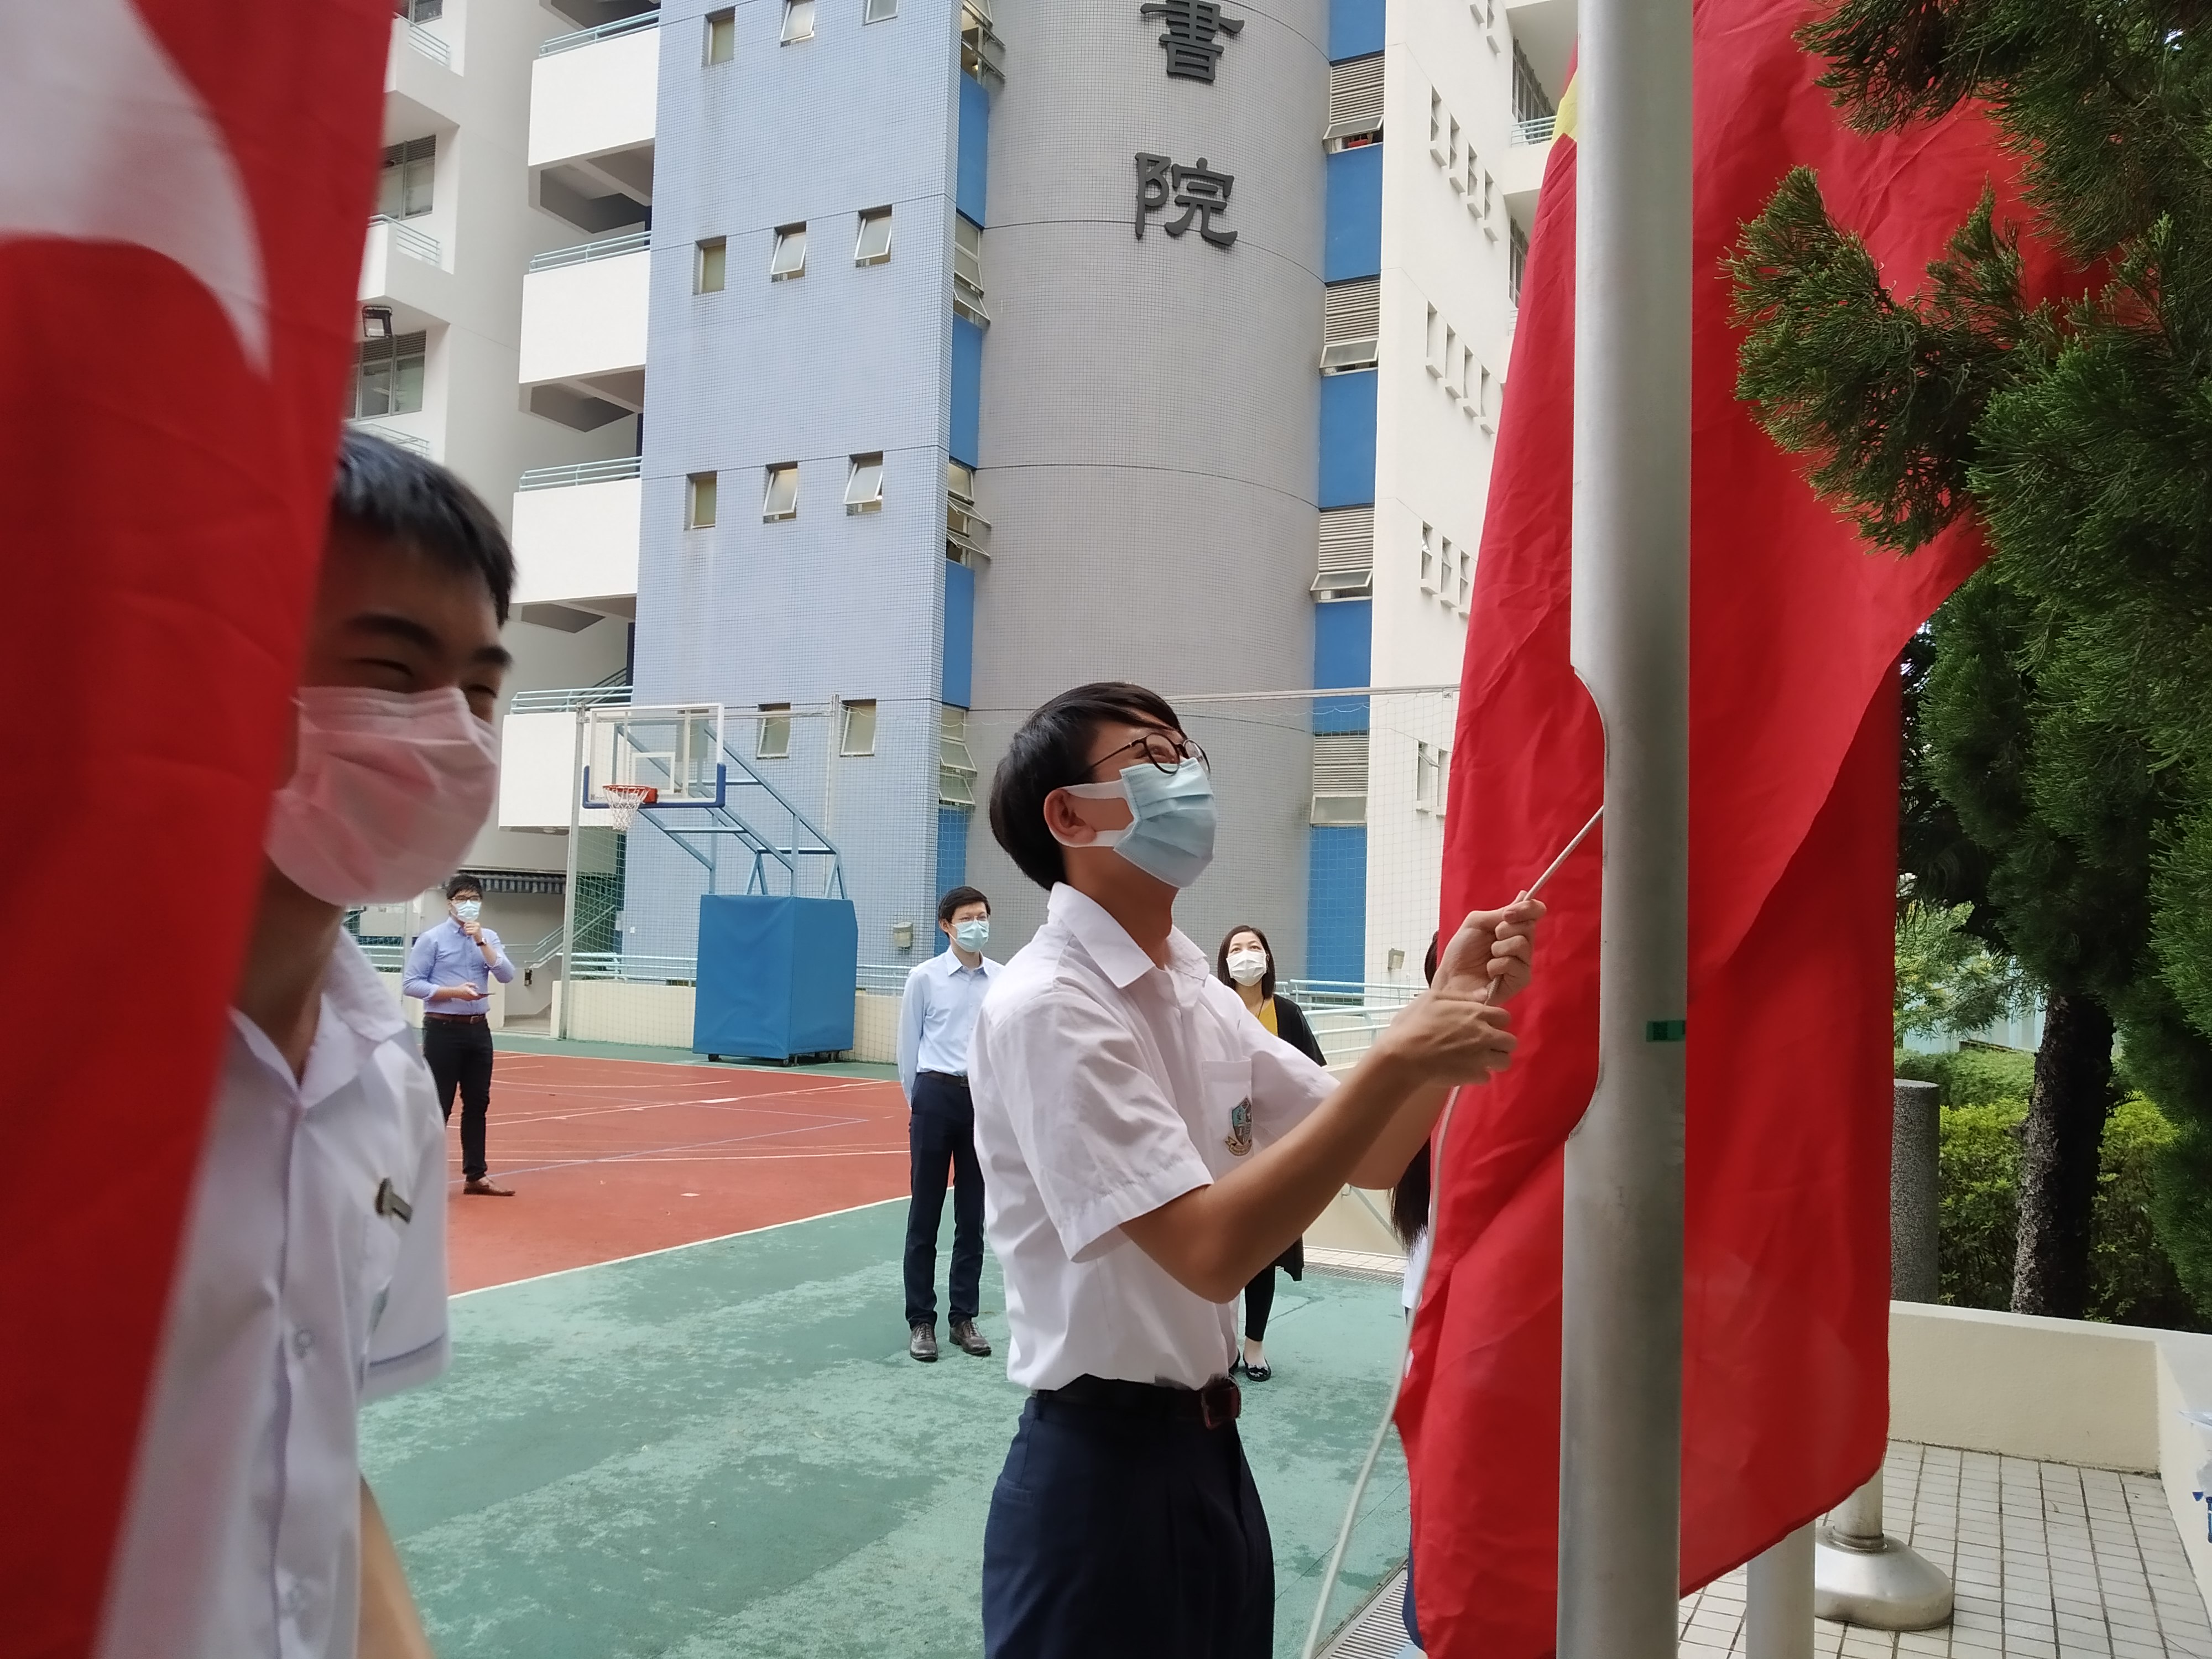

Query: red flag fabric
left=0, top=6, right=390, bottom=1651
left=1398, top=3, right=2070, bottom=1653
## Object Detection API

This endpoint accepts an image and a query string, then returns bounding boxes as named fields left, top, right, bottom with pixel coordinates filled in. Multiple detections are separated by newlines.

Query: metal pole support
left=1809, top=1079, right=1952, bottom=1630
left=1746, top=1525, right=1814, bottom=1659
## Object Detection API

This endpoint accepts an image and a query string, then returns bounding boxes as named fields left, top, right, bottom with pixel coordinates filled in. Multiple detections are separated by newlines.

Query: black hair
left=332, top=429, right=516, bottom=625
left=988, top=681, right=1186, bottom=890
left=1391, top=930, right=1443, bottom=1247
left=445, top=873, right=484, bottom=900
left=1215, top=923, right=1277, bottom=1003
left=937, top=885, right=990, bottom=926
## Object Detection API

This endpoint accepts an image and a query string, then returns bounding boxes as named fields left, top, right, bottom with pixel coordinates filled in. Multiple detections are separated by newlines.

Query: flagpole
left=1557, top=0, right=1693, bottom=1644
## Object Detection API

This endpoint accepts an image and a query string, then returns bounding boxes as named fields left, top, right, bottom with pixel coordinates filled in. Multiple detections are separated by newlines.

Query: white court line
left=456, top=1114, right=873, bottom=1183
left=452, top=1195, right=906, bottom=1298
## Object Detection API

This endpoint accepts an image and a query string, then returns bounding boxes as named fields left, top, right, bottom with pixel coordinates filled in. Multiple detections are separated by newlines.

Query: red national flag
left=1399, top=3, right=2068, bottom=1653
left=0, top=4, right=392, bottom=1651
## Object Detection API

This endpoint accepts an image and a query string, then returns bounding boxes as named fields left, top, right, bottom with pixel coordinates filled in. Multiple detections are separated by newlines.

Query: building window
left=1510, top=220, right=1530, bottom=305
left=844, top=452, right=885, bottom=514
left=1439, top=534, right=1455, bottom=599
left=782, top=0, right=816, bottom=43
left=705, top=7, right=736, bottom=62
left=1458, top=548, right=1473, bottom=610
left=1425, top=306, right=1444, bottom=378
left=1311, top=732, right=1369, bottom=826
left=763, top=463, right=800, bottom=521
left=403, top=0, right=444, bottom=21
left=939, top=706, right=977, bottom=806
left=1325, top=54, right=1384, bottom=147
left=840, top=700, right=878, bottom=757
left=770, top=223, right=807, bottom=280
left=866, top=0, right=898, bottom=19
left=686, top=472, right=718, bottom=529
left=946, top=460, right=992, bottom=564
left=1419, top=522, right=1436, bottom=592
left=953, top=215, right=988, bottom=325
left=756, top=703, right=791, bottom=760
left=1429, top=89, right=1446, bottom=158
left=695, top=237, right=727, bottom=294
left=1475, top=363, right=1495, bottom=430
left=961, top=0, right=1005, bottom=84
left=1313, top=505, right=1374, bottom=596
left=352, top=330, right=425, bottom=418
left=1442, top=326, right=1460, bottom=397
left=376, top=137, right=435, bottom=221
left=1321, top=277, right=1379, bottom=373
left=855, top=207, right=894, bottom=265
left=1512, top=40, right=1557, bottom=136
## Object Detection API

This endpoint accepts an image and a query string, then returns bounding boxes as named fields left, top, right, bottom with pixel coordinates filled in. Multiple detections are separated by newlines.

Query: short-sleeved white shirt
left=97, top=933, right=451, bottom=1659
left=970, top=883, right=1337, bottom=1391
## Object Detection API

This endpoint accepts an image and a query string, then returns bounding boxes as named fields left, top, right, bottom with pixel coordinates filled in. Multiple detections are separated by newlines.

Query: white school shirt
left=98, top=933, right=451, bottom=1659
left=969, top=883, right=1337, bottom=1391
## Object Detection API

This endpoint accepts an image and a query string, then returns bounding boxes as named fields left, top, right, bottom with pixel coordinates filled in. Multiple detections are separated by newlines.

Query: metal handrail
left=508, top=682, right=634, bottom=714
left=527, top=231, right=652, bottom=273
left=349, top=421, right=432, bottom=457
left=539, top=11, right=659, bottom=55
left=405, top=22, right=452, bottom=65
left=369, top=214, right=441, bottom=266
left=1512, top=114, right=1556, bottom=144
left=569, top=952, right=696, bottom=983
left=518, top=455, right=644, bottom=491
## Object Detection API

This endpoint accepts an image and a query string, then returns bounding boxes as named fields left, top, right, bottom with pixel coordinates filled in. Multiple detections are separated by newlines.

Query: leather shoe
left=950, top=1317, right=992, bottom=1357
left=463, top=1178, right=515, bottom=1197
left=909, top=1322, right=938, bottom=1362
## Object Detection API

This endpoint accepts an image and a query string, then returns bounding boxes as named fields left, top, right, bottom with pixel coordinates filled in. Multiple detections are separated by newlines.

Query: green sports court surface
left=363, top=1198, right=1413, bottom=1658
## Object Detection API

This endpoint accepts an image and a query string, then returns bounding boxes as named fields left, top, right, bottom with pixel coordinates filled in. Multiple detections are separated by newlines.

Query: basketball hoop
left=598, top=783, right=658, bottom=831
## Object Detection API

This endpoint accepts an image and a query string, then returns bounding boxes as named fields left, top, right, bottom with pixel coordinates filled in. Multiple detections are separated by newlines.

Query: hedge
left=1894, top=1048, right=2201, bottom=1330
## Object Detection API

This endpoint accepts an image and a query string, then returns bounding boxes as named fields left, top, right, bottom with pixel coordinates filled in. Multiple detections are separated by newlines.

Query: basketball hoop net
left=598, top=783, right=658, bottom=831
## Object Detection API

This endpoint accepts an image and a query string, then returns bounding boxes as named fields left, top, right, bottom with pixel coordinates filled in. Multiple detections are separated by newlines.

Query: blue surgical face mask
left=953, top=919, right=990, bottom=952
left=1057, top=758, right=1217, bottom=889
left=452, top=899, right=482, bottom=922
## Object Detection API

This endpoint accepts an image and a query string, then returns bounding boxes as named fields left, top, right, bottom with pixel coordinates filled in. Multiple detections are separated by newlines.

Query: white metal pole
left=1746, top=1525, right=1815, bottom=1659
left=1556, top=0, right=1693, bottom=1645
left=556, top=707, right=584, bottom=1041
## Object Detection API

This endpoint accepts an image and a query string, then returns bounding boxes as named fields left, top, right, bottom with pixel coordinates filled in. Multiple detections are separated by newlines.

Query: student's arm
left=359, top=1479, right=434, bottom=1659
left=1123, top=903, right=1538, bottom=1301
left=896, top=967, right=927, bottom=1101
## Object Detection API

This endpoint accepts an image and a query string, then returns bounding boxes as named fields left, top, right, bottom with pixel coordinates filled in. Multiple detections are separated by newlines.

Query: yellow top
left=1257, top=997, right=1279, bottom=1036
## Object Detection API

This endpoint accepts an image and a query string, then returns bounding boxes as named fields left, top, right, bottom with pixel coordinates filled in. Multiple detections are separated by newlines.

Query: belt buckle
left=1198, top=1376, right=1241, bottom=1430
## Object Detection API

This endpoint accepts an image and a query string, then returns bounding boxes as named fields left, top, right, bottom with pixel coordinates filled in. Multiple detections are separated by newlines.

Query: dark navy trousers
left=903, top=1071, right=984, bottom=1327
left=982, top=1392, right=1274, bottom=1659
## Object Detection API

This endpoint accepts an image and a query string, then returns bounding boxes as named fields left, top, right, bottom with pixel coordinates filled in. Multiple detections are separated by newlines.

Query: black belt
left=919, top=1070, right=969, bottom=1086
left=424, top=1011, right=489, bottom=1025
left=1036, top=1373, right=1241, bottom=1431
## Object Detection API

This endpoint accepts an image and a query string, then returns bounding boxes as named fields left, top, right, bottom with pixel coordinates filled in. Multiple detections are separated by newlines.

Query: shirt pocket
left=1201, top=1057, right=1256, bottom=1167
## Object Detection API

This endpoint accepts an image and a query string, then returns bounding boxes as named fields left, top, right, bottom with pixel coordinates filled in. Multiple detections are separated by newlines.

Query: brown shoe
left=463, top=1178, right=515, bottom=1196
left=950, top=1318, right=992, bottom=1358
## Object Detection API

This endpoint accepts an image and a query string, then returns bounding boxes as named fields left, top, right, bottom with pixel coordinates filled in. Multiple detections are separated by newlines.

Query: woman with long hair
left=1214, top=924, right=1328, bottom=1380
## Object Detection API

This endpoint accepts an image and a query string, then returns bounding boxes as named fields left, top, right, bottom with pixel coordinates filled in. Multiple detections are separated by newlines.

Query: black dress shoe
left=909, top=1322, right=938, bottom=1362
left=950, top=1317, right=993, bottom=1357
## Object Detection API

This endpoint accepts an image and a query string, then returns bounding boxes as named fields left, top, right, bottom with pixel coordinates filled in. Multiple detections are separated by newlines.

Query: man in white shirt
left=896, top=884, right=999, bottom=1362
left=969, top=681, right=1542, bottom=1659
left=98, top=431, right=515, bottom=1659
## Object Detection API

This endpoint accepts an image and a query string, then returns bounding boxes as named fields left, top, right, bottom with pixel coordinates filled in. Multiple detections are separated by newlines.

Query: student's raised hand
left=1437, top=895, right=1545, bottom=1006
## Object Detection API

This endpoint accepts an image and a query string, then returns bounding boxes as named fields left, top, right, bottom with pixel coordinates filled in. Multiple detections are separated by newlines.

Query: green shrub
left=1906, top=1046, right=2205, bottom=1329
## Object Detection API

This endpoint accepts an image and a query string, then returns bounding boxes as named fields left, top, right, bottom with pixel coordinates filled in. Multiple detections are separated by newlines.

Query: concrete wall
left=518, top=249, right=651, bottom=386
left=512, top=476, right=644, bottom=608
left=529, top=25, right=658, bottom=170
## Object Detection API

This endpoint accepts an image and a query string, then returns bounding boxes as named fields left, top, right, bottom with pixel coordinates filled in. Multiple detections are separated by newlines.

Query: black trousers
left=1243, top=1265, right=1276, bottom=1342
left=421, top=1017, right=494, bottom=1181
left=982, top=1392, right=1274, bottom=1659
left=904, top=1072, right=984, bottom=1327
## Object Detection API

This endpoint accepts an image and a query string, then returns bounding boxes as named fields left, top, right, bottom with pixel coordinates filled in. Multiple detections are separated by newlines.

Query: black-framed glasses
left=1087, top=729, right=1207, bottom=779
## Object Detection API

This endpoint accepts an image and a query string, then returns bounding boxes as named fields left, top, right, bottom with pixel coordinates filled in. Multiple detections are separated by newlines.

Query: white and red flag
left=0, top=3, right=390, bottom=1650
left=1400, top=2, right=2074, bottom=1653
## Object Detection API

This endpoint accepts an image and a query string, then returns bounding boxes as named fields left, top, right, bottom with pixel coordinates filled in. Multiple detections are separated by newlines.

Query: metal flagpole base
left=1813, top=1474, right=1952, bottom=1631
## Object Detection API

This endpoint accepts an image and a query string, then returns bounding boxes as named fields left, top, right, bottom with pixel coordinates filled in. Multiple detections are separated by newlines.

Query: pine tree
left=1726, top=0, right=2212, bottom=1317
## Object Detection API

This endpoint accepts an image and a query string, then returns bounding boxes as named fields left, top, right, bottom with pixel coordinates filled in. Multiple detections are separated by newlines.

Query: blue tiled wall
left=1306, top=826, right=1369, bottom=984
left=1329, top=0, right=1385, bottom=61
left=1319, top=370, right=1377, bottom=508
left=1324, top=146, right=1383, bottom=281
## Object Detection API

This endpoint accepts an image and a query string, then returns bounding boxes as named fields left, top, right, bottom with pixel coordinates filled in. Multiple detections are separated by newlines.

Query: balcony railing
left=404, top=22, right=451, bottom=65
left=371, top=214, right=442, bottom=267
left=349, top=421, right=431, bottom=457
left=539, top=11, right=659, bottom=56
left=1512, top=114, right=1556, bottom=144
left=518, top=455, right=644, bottom=492
left=526, top=231, right=652, bottom=273
left=508, top=680, right=635, bottom=714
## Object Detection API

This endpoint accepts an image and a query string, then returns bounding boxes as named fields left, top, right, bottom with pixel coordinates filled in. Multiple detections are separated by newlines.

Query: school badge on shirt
left=1224, top=1098, right=1254, bottom=1156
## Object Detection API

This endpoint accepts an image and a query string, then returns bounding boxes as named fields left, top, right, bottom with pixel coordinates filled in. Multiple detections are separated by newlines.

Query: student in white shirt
left=896, top=884, right=1000, bottom=1362
left=968, top=682, right=1542, bottom=1659
left=98, top=431, right=514, bottom=1659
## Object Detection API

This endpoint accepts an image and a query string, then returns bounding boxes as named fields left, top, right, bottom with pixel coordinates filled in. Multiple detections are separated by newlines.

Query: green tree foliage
left=1728, top=0, right=2212, bottom=1316
left=1895, top=895, right=2028, bottom=1040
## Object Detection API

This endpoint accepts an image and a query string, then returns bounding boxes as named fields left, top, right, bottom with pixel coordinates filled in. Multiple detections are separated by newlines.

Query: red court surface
left=442, top=1052, right=910, bottom=1292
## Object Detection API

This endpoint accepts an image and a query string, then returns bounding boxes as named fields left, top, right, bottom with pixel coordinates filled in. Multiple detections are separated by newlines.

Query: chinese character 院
left=1135, top=153, right=1238, bottom=248
left=1138, top=0, right=1244, bottom=84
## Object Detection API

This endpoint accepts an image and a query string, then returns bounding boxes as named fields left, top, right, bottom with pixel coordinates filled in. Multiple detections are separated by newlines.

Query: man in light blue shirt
left=897, top=884, right=999, bottom=1362
left=401, top=873, right=517, bottom=1195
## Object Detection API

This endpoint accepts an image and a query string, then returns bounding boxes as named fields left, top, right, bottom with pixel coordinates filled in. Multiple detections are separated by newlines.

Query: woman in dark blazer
left=1215, top=923, right=1328, bottom=1381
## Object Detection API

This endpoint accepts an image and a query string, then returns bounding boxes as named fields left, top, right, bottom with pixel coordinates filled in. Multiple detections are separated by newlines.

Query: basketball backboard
left=579, top=704, right=725, bottom=817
